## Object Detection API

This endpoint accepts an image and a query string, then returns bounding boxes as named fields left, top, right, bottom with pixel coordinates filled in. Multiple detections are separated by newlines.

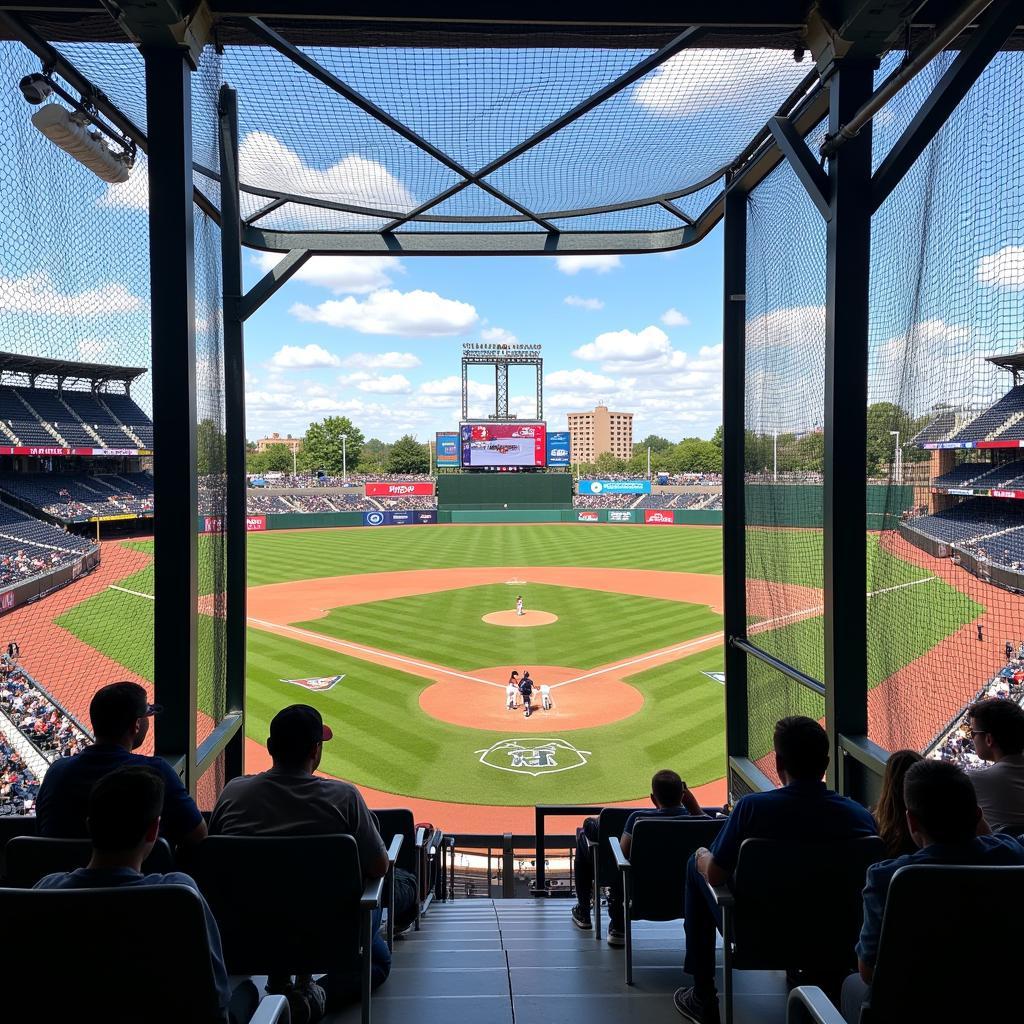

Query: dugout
left=437, top=474, right=572, bottom=511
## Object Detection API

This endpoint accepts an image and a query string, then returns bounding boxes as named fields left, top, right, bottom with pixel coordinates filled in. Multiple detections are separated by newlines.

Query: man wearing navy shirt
left=841, top=758, right=1024, bottom=1022
left=36, top=681, right=206, bottom=848
left=674, top=717, right=877, bottom=1024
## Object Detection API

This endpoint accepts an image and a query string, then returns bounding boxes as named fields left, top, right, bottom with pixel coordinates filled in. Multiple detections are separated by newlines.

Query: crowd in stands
left=0, top=504, right=94, bottom=585
left=0, top=728, right=38, bottom=814
left=0, top=660, right=90, bottom=763
left=376, top=497, right=437, bottom=511
left=573, top=493, right=635, bottom=509
left=251, top=473, right=432, bottom=488
left=0, top=472, right=154, bottom=522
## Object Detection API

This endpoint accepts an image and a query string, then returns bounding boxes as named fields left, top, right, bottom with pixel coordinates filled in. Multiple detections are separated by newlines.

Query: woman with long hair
left=873, top=748, right=924, bottom=858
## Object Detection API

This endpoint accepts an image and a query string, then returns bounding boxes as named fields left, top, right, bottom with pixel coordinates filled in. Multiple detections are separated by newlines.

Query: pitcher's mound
left=482, top=610, right=558, bottom=627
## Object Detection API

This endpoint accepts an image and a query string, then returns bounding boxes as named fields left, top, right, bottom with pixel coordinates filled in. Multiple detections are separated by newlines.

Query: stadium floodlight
left=21, top=72, right=136, bottom=185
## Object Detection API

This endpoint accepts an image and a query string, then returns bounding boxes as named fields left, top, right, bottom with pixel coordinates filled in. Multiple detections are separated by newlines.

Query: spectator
left=210, top=704, right=416, bottom=1017
left=843, top=759, right=1024, bottom=1022
left=34, top=766, right=257, bottom=1023
left=36, top=681, right=206, bottom=848
left=570, top=769, right=702, bottom=944
left=966, top=697, right=1024, bottom=832
left=872, top=749, right=923, bottom=858
left=673, top=717, right=877, bottom=1024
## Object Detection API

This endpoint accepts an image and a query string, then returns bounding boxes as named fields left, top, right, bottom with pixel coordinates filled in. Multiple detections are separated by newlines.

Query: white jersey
left=539, top=685, right=551, bottom=697
left=507, top=683, right=518, bottom=701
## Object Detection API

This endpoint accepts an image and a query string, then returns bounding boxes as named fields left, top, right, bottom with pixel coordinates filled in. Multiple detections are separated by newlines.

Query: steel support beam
left=238, top=248, right=311, bottom=321
left=219, top=83, right=246, bottom=782
left=872, top=0, right=1020, bottom=211
left=822, top=60, right=874, bottom=797
left=768, top=115, right=831, bottom=219
left=721, top=183, right=749, bottom=782
left=495, top=363, right=509, bottom=419
left=144, top=45, right=198, bottom=791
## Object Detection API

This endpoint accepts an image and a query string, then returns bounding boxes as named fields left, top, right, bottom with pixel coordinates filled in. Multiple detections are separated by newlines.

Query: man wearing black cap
left=36, top=681, right=206, bottom=848
left=210, top=704, right=404, bottom=1015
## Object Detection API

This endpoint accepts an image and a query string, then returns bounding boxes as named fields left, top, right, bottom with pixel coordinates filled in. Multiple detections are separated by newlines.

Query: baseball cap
left=269, top=704, right=333, bottom=759
left=89, top=681, right=162, bottom=738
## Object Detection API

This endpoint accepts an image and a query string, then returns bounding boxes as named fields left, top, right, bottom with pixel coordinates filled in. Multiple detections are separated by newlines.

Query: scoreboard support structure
left=462, top=341, right=543, bottom=421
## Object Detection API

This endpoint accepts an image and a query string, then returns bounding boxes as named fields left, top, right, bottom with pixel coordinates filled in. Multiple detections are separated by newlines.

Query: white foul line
left=246, top=617, right=506, bottom=689
left=109, top=585, right=155, bottom=600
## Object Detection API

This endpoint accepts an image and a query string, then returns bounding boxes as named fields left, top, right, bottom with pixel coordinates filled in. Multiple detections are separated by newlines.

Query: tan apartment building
left=567, top=405, right=634, bottom=463
left=255, top=432, right=303, bottom=454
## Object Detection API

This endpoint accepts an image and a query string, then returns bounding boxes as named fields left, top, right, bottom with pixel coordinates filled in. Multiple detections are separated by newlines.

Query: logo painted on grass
left=475, top=738, right=591, bottom=777
left=702, top=671, right=725, bottom=685
left=279, top=675, right=346, bottom=692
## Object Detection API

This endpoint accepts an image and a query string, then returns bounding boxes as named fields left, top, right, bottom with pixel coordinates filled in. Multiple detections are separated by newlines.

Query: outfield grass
left=245, top=627, right=726, bottom=804
left=294, top=582, right=722, bottom=671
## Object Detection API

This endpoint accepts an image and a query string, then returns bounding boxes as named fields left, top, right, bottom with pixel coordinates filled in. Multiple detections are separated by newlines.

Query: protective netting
left=868, top=50, right=1024, bottom=759
left=49, top=31, right=814, bottom=238
left=743, top=149, right=827, bottom=772
left=0, top=40, right=154, bottom=809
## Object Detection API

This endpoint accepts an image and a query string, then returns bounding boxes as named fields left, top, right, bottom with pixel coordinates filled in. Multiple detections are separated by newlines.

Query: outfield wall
left=746, top=483, right=913, bottom=528
left=438, top=473, right=573, bottom=510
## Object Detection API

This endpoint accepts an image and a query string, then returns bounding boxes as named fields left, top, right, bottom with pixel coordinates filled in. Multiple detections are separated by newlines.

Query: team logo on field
left=702, top=671, right=726, bottom=685
left=475, top=738, right=591, bottom=777
left=279, top=675, right=345, bottom=692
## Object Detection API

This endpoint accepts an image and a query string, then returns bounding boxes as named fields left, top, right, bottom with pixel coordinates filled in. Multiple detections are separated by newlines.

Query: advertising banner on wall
left=435, top=432, right=460, bottom=468
left=0, top=446, right=151, bottom=456
left=579, top=479, right=651, bottom=495
left=414, top=510, right=438, bottom=524
left=576, top=510, right=600, bottom=522
left=390, top=511, right=415, bottom=525
left=365, top=482, right=435, bottom=496
left=546, top=431, right=570, bottom=467
left=363, top=510, right=388, bottom=526
left=607, top=509, right=639, bottom=523
left=201, top=515, right=266, bottom=533
left=644, top=509, right=675, bottom=525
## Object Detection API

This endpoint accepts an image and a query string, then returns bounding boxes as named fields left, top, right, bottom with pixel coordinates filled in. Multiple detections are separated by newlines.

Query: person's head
left=267, top=704, right=333, bottom=773
left=968, top=697, right=1024, bottom=761
left=86, top=766, right=164, bottom=857
left=903, top=759, right=980, bottom=846
left=873, top=749, right=923, bottom=856
left=510, top=671, right=518, bottom=679
left=650, top=769, right=684, bottom=808
left=773, top=716, right=829, bottom=783
left=523, top=670, right=530, bottom=680
left=89, top=682, right=162, bottom=750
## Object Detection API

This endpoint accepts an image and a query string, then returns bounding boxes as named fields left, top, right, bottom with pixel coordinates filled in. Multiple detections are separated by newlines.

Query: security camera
left=19, top=74, right=52, bottom=105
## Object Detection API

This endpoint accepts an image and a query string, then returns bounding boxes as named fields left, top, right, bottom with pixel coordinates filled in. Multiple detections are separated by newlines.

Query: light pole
left=427, top=440, right=433, bottom=476
left=647, top=445, right=651, bottom=479
left=291, top=446, right=296, bottom=476
left=890, top=430, right=902, bottom=485
left=340, top=433, right=348, bottom=483
left=773, top=431, right=778, bottom=482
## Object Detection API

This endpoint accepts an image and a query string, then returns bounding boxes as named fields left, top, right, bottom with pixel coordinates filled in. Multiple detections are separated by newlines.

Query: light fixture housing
left=30, top=103, right=133, bottom=184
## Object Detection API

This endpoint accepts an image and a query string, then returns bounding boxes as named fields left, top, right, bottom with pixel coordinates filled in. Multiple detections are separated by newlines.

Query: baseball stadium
left=1, top=5, right=1023, bottom=1024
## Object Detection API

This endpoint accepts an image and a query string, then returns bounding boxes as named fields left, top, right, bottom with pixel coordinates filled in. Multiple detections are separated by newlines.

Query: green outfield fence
left=437, top=473, right=573, bottom=510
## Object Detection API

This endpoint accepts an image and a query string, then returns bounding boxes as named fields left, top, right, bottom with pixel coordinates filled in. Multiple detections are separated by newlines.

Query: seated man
left=210, top=704, right=415, bottom=1015
left=842, top=758, right=1024, bottom=1023
left=36, top=681, right=206, bottom=849
left=571, top=769, right=702, bottom=946
left=965, top=697, right=1024, bottom=833
left=34, top=766, right=258, bottom=1024
left=675, top=716, right=877, bottom=1024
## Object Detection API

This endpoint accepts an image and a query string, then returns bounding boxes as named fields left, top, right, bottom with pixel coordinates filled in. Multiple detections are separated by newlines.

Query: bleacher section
left=96, top=392, right=153, bottom=447
left=0, top=502, right=93, bottom=586
left=907, top=498, right=1023, bottom=546
left=950, top=386, right=1024, bottom=442
left=0, top=473, right=153, bottom=522
left=912, top=410, right=956, bottom=444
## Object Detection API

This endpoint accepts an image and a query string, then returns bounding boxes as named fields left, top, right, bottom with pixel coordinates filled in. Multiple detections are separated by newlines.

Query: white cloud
left=420, top=376, right=494, bottom=400
left=98, top=168, right=149, bottom=210
left=251, top=253, right=404, bottom=295
left=573, top=325, right=693, bottom=373
left=633, top=49, right=803, bottom=117
left=661, top=307, right=691, bottom=327
left=0, top=271, right=142, bottom=315
left=290, top=288, right=478, bottom=336
left=76, top=338, right=111, bottom=360
left=977, top=246, right=1024, bottom=289
left=339, top=372, right=412, bottom=394
left=343, top=351, right=421, bottom=370
left=481, top=326, right=518, bottom=344
left=545, top=369, right=618, bottom=392
left=269, top=343, right=341, bottom=369
left=564, top=295, right=605, bottom=311
left=554, top=255, right=622, bottom=275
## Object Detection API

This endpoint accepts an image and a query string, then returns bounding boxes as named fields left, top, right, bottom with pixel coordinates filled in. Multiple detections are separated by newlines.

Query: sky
left=240, top=240, right=726, bottom=444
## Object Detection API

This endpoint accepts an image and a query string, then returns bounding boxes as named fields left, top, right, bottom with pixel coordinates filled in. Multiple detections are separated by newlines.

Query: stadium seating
left=610, top=816, right=726, bottom=984
left=3, top=835, right=173, bottom=887
left=95, top=391, right=155, bottom=447
left=911, top=410, right=956, bottom=444
left=0, top=729, right=39, bottom=815
left=0, top=884, right=288, bottom=1023
left=905, top=497, right=1024, bottom=546
left=0, top=500, right=94, bottom=583
left=712, top=837, right=884, bottom=1024
left=950, top=385, right=1024, bottom=442
left=14, top=387, right=96, bottom=446
left=0, top=387, right=60, bottom=444
left=0, top=473, right=153, bottom=521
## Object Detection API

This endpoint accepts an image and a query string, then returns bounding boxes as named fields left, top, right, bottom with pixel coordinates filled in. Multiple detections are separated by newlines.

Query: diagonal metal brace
left=768, top=114, right=831, bottom=219
left=238, top=248, right=310, bottom=321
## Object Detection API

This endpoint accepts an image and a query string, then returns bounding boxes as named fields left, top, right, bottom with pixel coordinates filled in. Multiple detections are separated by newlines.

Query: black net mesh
left=868, top=50, right=1024, bottom=760
left=743, top=151, right=827, bottom=776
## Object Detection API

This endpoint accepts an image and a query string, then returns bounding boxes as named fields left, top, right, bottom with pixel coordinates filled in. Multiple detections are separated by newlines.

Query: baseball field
left=11, top=522, right=993, bottom=831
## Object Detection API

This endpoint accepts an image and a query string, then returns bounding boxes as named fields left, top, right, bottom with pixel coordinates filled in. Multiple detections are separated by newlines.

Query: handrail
left=730, top=637, right=826, bottom=696
left=535, top=805, right=606, bottom=894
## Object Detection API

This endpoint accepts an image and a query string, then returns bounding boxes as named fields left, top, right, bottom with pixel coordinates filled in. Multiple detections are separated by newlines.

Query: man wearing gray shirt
left=967, top=697, right=1024, bottom=833
left=210, top=704, right=396, bottom=1020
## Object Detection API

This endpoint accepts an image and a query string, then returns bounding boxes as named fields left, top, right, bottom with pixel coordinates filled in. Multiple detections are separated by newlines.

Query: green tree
left=866, top=402, right=916, bottom=476
left=298, top=416, right=365, bottom=475
left=633, top=434, right=672, bottom=458
left=261, top=443, right=293, bottom=474
left=626, top=450, right=650, bottom=476
left=358, top=437, right=391, bottom=474
left=386, top=434, right=430, bottom=474
left=594, top=451, right=627, bottom=475
left=711, top=425, right=724, bottom=451
left=669, top=438, right=722, bottom=473
left=196, top=417, right=225, bottom=477
left=246, top=449, right=267, bottom=475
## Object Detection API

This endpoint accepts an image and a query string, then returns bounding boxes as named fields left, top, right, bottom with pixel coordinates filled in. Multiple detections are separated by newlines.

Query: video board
left=460, top=422, right=546, bottom=469
left=435, top=432, right=460, bottom=468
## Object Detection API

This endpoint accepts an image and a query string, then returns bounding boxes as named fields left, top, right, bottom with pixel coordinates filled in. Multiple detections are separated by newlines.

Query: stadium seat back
left=595, top=808, right=633, bottom=881
left=730, top=836, right=884, bottom=971
left=863, top=864, right=1024, bottom=1023
left=372, top=808, right=416, bottom=874
left=4, top=835, right=173, bottom=887
left=628, top=817, right=726, bottom=922
left=0, top=814, right=37, bottom=876
left=0, top=883, right=227, bottom=1022
left=181, top=834, right=364, bottom=975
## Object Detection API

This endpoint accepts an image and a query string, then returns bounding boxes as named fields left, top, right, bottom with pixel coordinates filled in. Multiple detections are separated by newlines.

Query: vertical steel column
left=495, top=362, right=509, bottom=418
left=219, top=84, right=246, bottom=781
left=722, top=182, right=749, bottom=782
left=823, top=61, right=875, bottom=796
left=144, top=47, right=198, bottom=787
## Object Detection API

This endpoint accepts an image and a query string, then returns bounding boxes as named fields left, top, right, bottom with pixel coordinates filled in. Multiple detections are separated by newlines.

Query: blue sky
left=240, top=239, right=725, bottom=444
